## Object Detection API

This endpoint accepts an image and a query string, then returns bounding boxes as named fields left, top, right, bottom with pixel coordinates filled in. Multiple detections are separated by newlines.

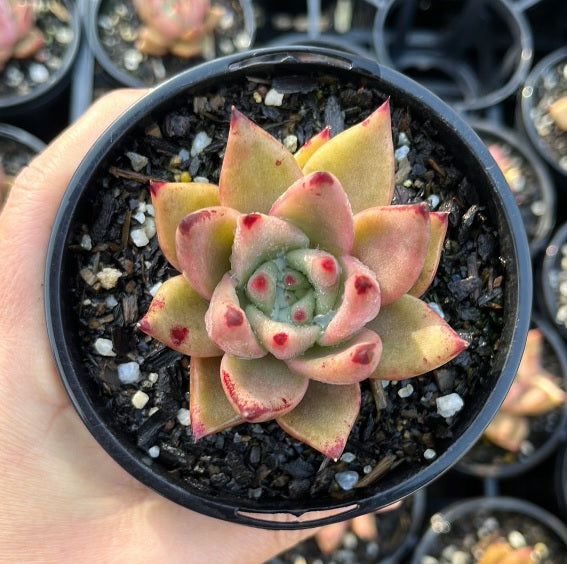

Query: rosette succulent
left=0, top=0, right=45, bottom=71
left=133, top=0, right=224, bottom=58
left=138, top=100, right=468, bottom=459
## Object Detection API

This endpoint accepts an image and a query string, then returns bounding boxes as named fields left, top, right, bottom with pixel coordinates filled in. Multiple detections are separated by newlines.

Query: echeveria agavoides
left=133, top=0, right=225, bottom=58
left=0, top=0, right=44, bottom=71
left=139, top=99, right=468, bottom=460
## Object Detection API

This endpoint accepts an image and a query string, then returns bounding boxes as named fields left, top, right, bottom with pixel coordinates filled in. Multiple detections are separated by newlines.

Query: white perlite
left=191, top=131, right=213, bottom=156
left=176, top=408, right=191, bottom=426
left=264, top=88, right=284, bottom=106
left=148, top=446, right=160, bottom=458
left=398, top=383, right=414, bottom=398
left=436, top=393, right=464, bottom=418
left=424, top=448, right=437, bottom=460
left=117, top=362, right=141, bottom=384
left=96, top=267, right=122, bottom=289
left=131, top=390, right=150, bottom=409
left=94, top=338, right=116, bottom=357
left=130, top=228, right=149, bottom=247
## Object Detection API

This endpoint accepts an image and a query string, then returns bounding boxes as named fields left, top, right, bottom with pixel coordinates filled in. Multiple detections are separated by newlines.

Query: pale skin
left=0, top=89, right=326, bottom=564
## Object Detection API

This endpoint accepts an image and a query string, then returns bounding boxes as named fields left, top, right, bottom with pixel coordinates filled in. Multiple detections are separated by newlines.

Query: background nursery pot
left=45, top=47, right=531, bottom=529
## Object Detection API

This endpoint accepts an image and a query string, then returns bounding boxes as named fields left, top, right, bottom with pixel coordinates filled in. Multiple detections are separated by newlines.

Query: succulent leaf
left=138, top=275, right=221, bottom=357
left=150, top=181, right=220, bottom=270
left=408, top=211, right=449, bottom=297
left=270, top=170, right=354, bottom=255
left=221, top=354, right=309, bottom=422
left=277, top=380, right=361, bottom=460
left=230, top=213, right=310, bottom=286
left=366, top=294, right=468, bottom=380
left=245, top=261, right=278, bottom=314
left=285, top=248, right=341, bottom=314
left=219, top=107, right=303, bottom=214
left=246, top=305, right=321, bottom=360
left=319, top=256, right=381, bottom=346
left=301, top=100, right=395, bottom=213
left=483, top=411, right=529, bottom=452
left=286, top=328, right=382, bottom=385
left=353, top=203, right=430, bottom=306
left=176, top=206, right=239, bottom=300
left=294, top=126, right=331, bottom=168
left=190, top=356, right=244, bottom=440
left=205, top=274, right=266, bottom=359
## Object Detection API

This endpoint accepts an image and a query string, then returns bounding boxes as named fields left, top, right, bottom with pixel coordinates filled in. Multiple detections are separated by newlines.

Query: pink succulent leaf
left=294, top=126, right=331, bottom=168
left=230, top=213, right=309, bottom=286
left=319, top=256, right=381, bottom=346
left=205, top=274, right=266, bottom=359
left=245, top=305, right=321, bottom=360
left=150, top=180, right=220, bottom=271
left=190, top=356, right=244, bottom=440
left=483, top=411, right=529, bottom=452
left=408, top=211, right=449, bottom=297
left=286, top=328, right=382, bottom=385
left=138, top=275, right=221, bottom=357
left=245, top=261, right=278, bottom=314
left=221, top=354, right=309, bottom=422
left=285, top=248, right=341, bottom=315
left=270, top=171, right=354, bottom=255
left=352, top=203, right=430, bottom=306
left=366, top=294, right=469, bottom=380
left=219, top=107, right=303, bottom=214
left=277, top=380, right=361, bottom=460
left=301, top=100, right=395, bottom=213
left=176, top=206, right=239, bottom=300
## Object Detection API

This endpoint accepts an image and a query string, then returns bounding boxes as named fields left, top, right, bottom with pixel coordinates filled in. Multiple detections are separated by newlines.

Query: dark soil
left=65, top=72, right=506, bottom=505
left=0, top=1, right=75, bottom=101
left=96, top=0, right=252, bottom=86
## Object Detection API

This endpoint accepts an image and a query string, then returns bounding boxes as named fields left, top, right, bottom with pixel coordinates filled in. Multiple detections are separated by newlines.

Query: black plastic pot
left=455, top=313, right=567, bottom=479
left=469, top=120, right=556, bottom=258
left=542, top=222, right=567, bottom=341
left=518, top=46, right=567, bottom=179
left=411, top=496, right=567, bottom=563
left=554, top=443, right=567, bottom=522
left=372, top=0, right=534, bottom=113
left=0, top=0, right=81, bottom=118
left=85, top=0, right=256, bottom=88
left=0, top=123, right=46, bottom=207
left=45, top=46, right=532, bottom=529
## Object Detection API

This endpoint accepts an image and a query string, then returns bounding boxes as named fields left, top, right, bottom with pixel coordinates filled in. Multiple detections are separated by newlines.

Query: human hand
left=0, top=90, right=319, bottom=564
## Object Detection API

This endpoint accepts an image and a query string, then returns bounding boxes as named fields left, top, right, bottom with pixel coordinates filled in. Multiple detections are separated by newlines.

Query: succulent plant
left=138, top=99, right=468, bottom=459
left=549, top=95, right=567, bottom=132
left=133, top=0, right=224, bottom=58
left=484, top=328, right=566, bottom=452
left=0, top=0, right=45, bottom=71
left=478, top=538, right=537, bottom=564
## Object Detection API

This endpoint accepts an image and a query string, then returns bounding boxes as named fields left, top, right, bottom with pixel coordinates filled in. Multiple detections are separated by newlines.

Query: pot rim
left=44, top=45, right=532, bottom=529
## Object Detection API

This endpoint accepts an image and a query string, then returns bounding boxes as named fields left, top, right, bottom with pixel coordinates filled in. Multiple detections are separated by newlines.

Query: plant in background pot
left=411, top=496, right=567, bottom=564
left=87, top=0, right=255, bottom=87
left=45, top=47, right=531, bottom=529
left=456, top=314, right=567, bottom=479
left=0, top=0, right=80, bottom=118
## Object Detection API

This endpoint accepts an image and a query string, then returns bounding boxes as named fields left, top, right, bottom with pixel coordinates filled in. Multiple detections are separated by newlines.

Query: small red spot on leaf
left=284, top=274, right=296, bottom=286
left=222, top=370, right=235, bottom=396
left=273, top=332, right=288, bottom=346
left=354, top=275, right=374, bottom=295
left=310, top=171, right=331, bottom=188
left=352, top=344, right=375, bottom=365
left=275, top=159, right=282, bottom=166
left=321, top=258, right=336, bottom=272
left=225, top=306, right=244, bottom=327
left=361, top=117, right=371, bottom=127
left=148, top=297, right=165, bottom=312
left=170, top=326, right=189, bottom=346
left=243, top=213, right=260, bottom=229
left=293, top=309, right=306, bottom=322
left=251, top=274, right=267, bottom=292
left=178, top=210, right=211, bottom=235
